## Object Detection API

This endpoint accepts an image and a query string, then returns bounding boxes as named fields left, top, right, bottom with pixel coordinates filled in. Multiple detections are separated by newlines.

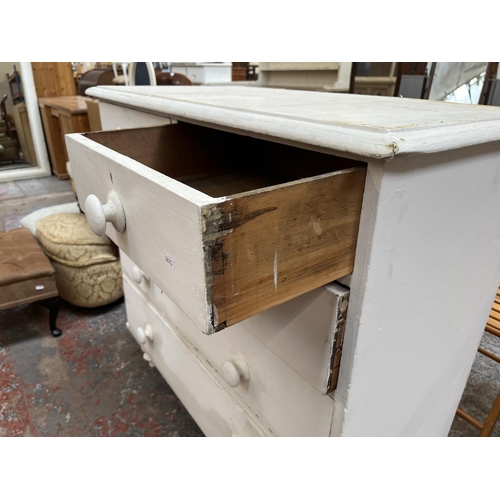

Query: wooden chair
left=128, top=62, right=157, bottom=86
left=456, top=287, right=500, bottom=436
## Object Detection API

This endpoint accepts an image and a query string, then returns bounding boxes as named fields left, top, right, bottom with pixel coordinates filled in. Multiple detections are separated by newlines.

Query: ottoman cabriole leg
left=40, top=297, right=62, bottom=337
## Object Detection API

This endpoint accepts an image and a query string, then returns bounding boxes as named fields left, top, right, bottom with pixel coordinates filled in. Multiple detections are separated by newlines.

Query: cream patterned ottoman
left=36, top=213, right=123, bottom=308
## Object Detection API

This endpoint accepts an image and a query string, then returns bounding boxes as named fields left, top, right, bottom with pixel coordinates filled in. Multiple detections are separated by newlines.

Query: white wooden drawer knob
left=221, top=355, right=250, bottom=387
left=143, top=352, right=155, bottom=367
left=84, top=190, right=126, bottom=237
left=132, top=265, right=150, bottom=285
left=136, top=324, right=154, bottom=344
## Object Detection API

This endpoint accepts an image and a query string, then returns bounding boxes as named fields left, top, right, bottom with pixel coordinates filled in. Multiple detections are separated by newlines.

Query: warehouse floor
left=0, top=175, right=498, bottom=437
left=0, top=299, right=203, bottom=436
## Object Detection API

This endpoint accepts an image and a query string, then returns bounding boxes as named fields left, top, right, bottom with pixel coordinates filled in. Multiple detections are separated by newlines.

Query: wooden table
left=38, top=96, right=91, bottom=179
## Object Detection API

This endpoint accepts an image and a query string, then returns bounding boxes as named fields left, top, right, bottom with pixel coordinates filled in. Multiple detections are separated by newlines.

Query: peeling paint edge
left=201, top=203, right=229, bottom=334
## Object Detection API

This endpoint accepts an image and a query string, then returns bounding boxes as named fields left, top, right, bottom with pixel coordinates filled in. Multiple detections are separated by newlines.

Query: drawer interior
left=85, top=122, right=366, bottom=198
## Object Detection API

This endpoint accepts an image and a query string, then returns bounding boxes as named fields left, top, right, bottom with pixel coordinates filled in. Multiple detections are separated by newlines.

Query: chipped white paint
left=123, top=274, right=334, bottom=436
left=244, top=281, right=349, bottom=395
left=87, top=86, right=500, bottom=160
left=121, top=249, right=348, bottom=397
left=212, top=304, right=219, bottom=329
left=332, top=144, right=500, bottom=436
left=123, top=277, right=267, bottom=437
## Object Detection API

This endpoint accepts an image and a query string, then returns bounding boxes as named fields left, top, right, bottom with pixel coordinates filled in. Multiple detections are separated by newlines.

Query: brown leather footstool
left=0, top=228, right=62, bottom=336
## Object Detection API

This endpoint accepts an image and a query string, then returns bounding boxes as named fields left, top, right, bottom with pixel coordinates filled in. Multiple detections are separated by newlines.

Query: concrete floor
left=0, top=176, right=203, bottom=437
left=0, top=176, right=78, bottom=231
left=0, top=175, right=498, bottom=436
left=0, top=299, right=203, bottom=436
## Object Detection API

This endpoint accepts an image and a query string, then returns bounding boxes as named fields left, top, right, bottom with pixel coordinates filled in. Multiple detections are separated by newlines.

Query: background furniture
left=85, top=99, right=102, bottom=132
left=128, top=62, right=157, bottom=86
left=456, top=286, right=500, bottom=436
left=1, top=94, right=16, bottom=140
left=349, top=62, right=401, bottom=96
left=0, top=228, right=61, bottom=336
left=170, top=63, right=232, bottom=84
left=39, top=96, right=91, bottom=179
left=155, top=71, right=192, bottom=86
left=12, top=102, right=36, bottom=164
left=0, top=94, right=20, bottom=163
left=68, top=86, right=500, bottom=436
left=232, top=62, right=249, bottom=81
left=77, top=68, right=116, bottom=96
left=21, top=202, right=81, bottom=236
left=6, top=65, right=24, bottom=104
left=258, top=62, right=349, bottom=91
left=397, top=62, right=428, bottom=99
left=36, top=213, right=123, bottom=308
left=31, top=62, right=76, bottom=98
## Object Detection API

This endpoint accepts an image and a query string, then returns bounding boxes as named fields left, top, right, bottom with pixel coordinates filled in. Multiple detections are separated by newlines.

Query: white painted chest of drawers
left=67, top=86, right=500, bottom=436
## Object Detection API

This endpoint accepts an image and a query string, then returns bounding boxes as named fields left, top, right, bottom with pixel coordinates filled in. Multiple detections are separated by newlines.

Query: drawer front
left=123, top=274, right=335, bottom=436
left=121, top=250, right=349, bottom=394
left=66, top=128, right=213, bottom=334
left=123, top=278, right=266, bottom=437
left=67, top=123, right=365, bottom=334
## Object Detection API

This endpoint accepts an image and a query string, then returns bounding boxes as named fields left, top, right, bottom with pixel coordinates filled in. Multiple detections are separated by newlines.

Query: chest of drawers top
left=86, top=85, right=500, bottom=159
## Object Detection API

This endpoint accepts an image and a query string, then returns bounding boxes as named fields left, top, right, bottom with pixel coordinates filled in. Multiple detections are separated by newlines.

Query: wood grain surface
left=32, top=62, right=76, bottom=97
left=203, top=167, right=366, bottom=331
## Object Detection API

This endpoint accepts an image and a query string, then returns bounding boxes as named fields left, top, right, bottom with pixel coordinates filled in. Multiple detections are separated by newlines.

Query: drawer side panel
left=203, top=167, right=366, bottom=331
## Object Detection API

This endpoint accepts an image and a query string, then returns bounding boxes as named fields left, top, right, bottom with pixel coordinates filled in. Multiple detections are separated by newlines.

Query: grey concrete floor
left=0, top=176, right=78, bottom=231
left=0, top=175, right=203, bottom=437
left=1, top=174, right=499, bottom=436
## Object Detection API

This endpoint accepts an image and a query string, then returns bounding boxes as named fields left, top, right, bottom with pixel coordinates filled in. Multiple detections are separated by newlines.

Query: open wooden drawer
left=66, top=122, right=366, bottom=334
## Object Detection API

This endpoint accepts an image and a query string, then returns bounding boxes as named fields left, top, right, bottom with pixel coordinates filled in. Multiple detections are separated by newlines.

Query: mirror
left=428, top=62, right=488, bottom=104
left=0, top=62, right=51, bottom=182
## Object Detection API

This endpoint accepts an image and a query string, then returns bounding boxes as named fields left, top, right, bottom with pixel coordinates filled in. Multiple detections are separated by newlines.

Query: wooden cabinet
left=67, top=86, right=500, bottom=436
left=39, top=96, right=91, bottom=179
left=32, top=62, right=76, bottom=98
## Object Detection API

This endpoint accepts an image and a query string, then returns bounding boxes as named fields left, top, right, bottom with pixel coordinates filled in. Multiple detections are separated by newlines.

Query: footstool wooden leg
left=40, top=297, right=62, bottom=337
